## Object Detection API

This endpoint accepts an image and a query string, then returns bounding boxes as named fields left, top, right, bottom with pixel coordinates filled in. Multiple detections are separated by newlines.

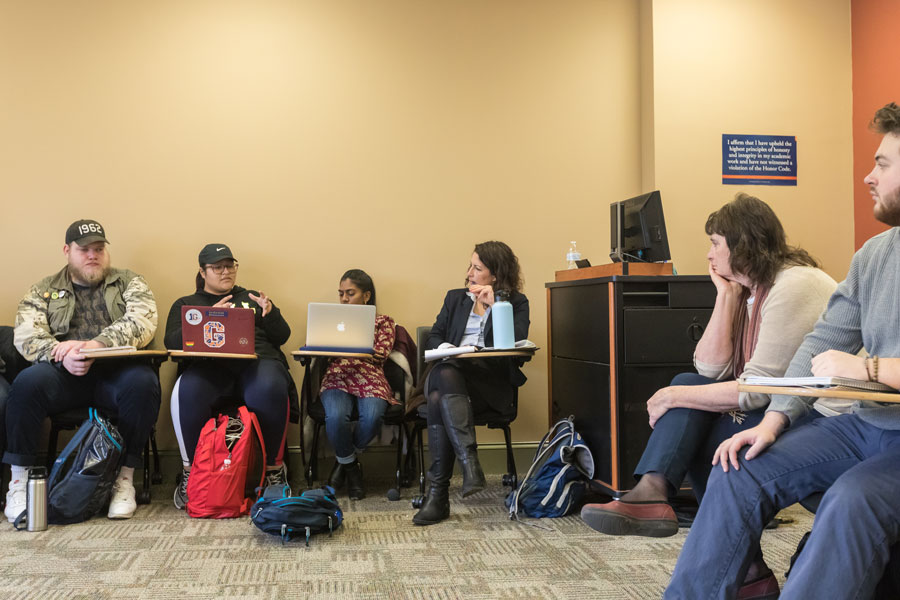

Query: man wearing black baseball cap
left=65, top=219, right=110, bottom=246
left=4, top=219, right=160, bottom=521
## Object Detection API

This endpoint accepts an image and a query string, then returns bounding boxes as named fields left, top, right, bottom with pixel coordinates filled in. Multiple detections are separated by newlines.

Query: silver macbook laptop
left=302, top=303, right=376, bottom=353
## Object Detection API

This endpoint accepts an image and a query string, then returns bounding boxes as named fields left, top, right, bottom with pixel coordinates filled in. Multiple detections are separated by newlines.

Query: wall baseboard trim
left=116, top=442, right=541, bottom=487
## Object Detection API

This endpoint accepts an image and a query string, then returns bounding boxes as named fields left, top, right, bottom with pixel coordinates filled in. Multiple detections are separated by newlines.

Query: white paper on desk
left=424, top=340, right=538, bottom=361
left=79, top=345, right=137, bottom=356
left=424, top=346, right=479, bottom=361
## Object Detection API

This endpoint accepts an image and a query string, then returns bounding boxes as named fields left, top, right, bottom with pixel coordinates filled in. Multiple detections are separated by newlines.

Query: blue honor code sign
left=722, top=134, right=797, bottom=186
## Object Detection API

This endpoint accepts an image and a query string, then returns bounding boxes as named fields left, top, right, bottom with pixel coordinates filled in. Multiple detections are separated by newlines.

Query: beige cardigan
left=695, top=265, right=838, bottom=411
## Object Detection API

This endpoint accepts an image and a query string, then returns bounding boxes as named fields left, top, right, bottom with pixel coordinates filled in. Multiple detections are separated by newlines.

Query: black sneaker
left=265, top=464, right=289, bottom=490
left=174, top=467, right=189, bottom=510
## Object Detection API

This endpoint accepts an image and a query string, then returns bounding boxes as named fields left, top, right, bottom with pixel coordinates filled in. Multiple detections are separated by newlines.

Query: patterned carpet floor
left=0, top=475, right=814, bottom=599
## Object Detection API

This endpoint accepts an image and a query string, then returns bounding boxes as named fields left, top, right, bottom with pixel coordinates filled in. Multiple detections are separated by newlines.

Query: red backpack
left=186, top=406, right=267, bottom=518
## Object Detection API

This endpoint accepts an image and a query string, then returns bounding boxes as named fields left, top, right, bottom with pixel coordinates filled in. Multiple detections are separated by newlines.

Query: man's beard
left=71, top=263, right=110, bottom=286
left=874, top=186, right=900, bottom=227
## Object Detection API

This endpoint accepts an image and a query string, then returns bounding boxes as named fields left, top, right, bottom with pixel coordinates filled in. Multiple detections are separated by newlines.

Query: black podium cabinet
left=546, top=273, right=715, bottom=494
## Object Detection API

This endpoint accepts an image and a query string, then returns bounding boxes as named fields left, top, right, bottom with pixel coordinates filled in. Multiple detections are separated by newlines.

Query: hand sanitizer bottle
left=566, top=241, right=581, bottom=270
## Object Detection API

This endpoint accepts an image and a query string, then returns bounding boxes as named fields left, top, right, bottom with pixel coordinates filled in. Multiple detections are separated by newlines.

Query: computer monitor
left=609, top=190, right=671, bottom=263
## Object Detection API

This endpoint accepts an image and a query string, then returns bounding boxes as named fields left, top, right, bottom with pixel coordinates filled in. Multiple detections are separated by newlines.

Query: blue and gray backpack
left=505, top=416, right=594, bottom=520
left=46, top=408, right=123, bottom=525
left=250, top=484, right=343, bottom=545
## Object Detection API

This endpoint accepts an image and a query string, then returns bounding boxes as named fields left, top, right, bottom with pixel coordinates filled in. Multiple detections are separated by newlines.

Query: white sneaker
left=107, top=478, right=137, bottom=519
left=4, top=479, right=26, bottom=523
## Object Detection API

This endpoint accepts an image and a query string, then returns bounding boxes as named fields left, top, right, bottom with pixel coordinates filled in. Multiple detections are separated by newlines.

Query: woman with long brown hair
left=581, top=193, right=837, bottom=593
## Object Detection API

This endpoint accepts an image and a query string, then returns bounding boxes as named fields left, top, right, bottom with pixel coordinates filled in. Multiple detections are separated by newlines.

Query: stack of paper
left=424, top=340, right=539, bottom=362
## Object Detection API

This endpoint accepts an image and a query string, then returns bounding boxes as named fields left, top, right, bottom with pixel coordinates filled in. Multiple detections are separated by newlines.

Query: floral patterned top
left=320, top=313, right=397, bottom=404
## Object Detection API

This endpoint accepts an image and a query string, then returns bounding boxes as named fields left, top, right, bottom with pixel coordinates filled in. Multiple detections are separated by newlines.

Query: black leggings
left=425, top=362, right=469, bottom=425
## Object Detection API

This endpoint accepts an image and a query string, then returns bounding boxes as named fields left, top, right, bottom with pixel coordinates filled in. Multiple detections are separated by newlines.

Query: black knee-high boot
left=412, top=424, right=453, bottom=525
left=440, top=394, right=486, bottom=497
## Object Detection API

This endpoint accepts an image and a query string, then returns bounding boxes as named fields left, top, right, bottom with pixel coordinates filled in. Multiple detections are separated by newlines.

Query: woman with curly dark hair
left=412, top=241, right=530, bottom=526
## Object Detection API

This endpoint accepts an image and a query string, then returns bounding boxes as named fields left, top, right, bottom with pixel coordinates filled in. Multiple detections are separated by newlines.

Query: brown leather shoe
left=737, top=570, right=779, bottom=600
left=580, top=500, right=679, bottom=537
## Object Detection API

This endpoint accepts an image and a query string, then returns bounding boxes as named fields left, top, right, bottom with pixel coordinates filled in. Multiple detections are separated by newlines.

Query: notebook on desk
left=424, top=339, right=539, bottom=361
left=300, top=303, right=375, bottom=353
left=741, top=375, right=896, bottom=393
left=181, top=305, right=256, bottom=355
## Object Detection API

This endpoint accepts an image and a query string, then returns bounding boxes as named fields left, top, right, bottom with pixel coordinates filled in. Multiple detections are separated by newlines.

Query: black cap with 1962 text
left=65, top=220, right=109, bottom=246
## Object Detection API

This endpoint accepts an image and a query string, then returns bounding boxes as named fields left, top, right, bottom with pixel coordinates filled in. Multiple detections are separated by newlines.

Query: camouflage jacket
left=14, top=266, right=158, bottom=363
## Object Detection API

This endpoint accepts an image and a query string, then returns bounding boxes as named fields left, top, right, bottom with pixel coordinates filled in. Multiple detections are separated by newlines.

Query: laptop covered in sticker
left=181, top=305, right=256, bottom=355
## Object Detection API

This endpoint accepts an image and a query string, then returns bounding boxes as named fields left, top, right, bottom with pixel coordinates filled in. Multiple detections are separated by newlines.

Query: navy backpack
left=48, top=408, right=124, bottom=524
left=505, top=416, right=594, bottom=520
left=250, top=484, right=343, bottom=545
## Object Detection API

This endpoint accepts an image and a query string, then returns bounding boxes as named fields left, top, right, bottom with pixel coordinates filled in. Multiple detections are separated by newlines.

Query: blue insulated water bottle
left=492, top=290, right=515, bottom=349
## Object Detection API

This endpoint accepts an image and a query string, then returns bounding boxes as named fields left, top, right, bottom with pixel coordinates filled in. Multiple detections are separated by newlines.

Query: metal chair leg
left=138, top=439, right=152, bottom=504
left=150, top=429, right=162, bottom=484
left=411, top=421, right=427, bottom=508
left=306, top=422, right=321, bottom=487
left=501, top=424, right=517, bottom=488
left=47, top=425, right=61, bottom=470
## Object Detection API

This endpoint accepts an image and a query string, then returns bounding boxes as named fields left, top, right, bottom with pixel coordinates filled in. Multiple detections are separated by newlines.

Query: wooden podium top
left=554, top=262, right=674, bottom=282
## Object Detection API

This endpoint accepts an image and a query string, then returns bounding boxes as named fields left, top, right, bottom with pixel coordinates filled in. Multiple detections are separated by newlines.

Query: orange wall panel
left=852, top=0, right=900, bottom=247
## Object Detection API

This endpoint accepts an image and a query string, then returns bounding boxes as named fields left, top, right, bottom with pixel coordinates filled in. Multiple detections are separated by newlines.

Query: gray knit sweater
left=769, top=227, right=900, bottom=429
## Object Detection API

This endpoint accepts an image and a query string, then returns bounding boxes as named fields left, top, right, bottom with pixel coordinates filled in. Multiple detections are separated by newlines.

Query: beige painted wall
left=0, top=1, right=856, bottom=455
left=0, top=1, right=643, bottom=450
left=650, top=0, right=855, bottom=280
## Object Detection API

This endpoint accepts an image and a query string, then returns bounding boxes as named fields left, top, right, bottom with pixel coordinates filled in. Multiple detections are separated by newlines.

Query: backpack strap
left=239, top=406, right=268, bottom=494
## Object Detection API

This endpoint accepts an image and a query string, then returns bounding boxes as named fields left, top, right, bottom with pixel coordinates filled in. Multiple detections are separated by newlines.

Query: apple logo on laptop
left=336, top=321, right=346, bottom=332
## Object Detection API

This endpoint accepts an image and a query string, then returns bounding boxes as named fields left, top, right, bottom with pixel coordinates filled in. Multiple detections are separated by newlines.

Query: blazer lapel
left=449, top=291, right=474, bottom=346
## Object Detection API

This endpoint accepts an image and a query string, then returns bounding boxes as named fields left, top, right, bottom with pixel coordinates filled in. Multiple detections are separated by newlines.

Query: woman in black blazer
left=413, top=240, right=530, bottom=526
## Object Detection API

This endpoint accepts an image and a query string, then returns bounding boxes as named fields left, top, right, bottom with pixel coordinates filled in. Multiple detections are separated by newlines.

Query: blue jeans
left=635, top=372, right=767, bottom=501
left=664, top=413, right=900, bottom=600
left=320, top=388, right=387, bottom=464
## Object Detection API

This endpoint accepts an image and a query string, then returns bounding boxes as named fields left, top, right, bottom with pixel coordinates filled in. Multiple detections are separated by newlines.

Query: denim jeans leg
left=685, top=407, right=766, bottom=502
left=664, top=414, right=868, bottom=600
left=352, top=396, right=388, bottom=453
left=781, top=425, right=900, bottom=600
left=321, top=388, right=355, bottom=463
left=633, top=372, right=721, bottom=493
